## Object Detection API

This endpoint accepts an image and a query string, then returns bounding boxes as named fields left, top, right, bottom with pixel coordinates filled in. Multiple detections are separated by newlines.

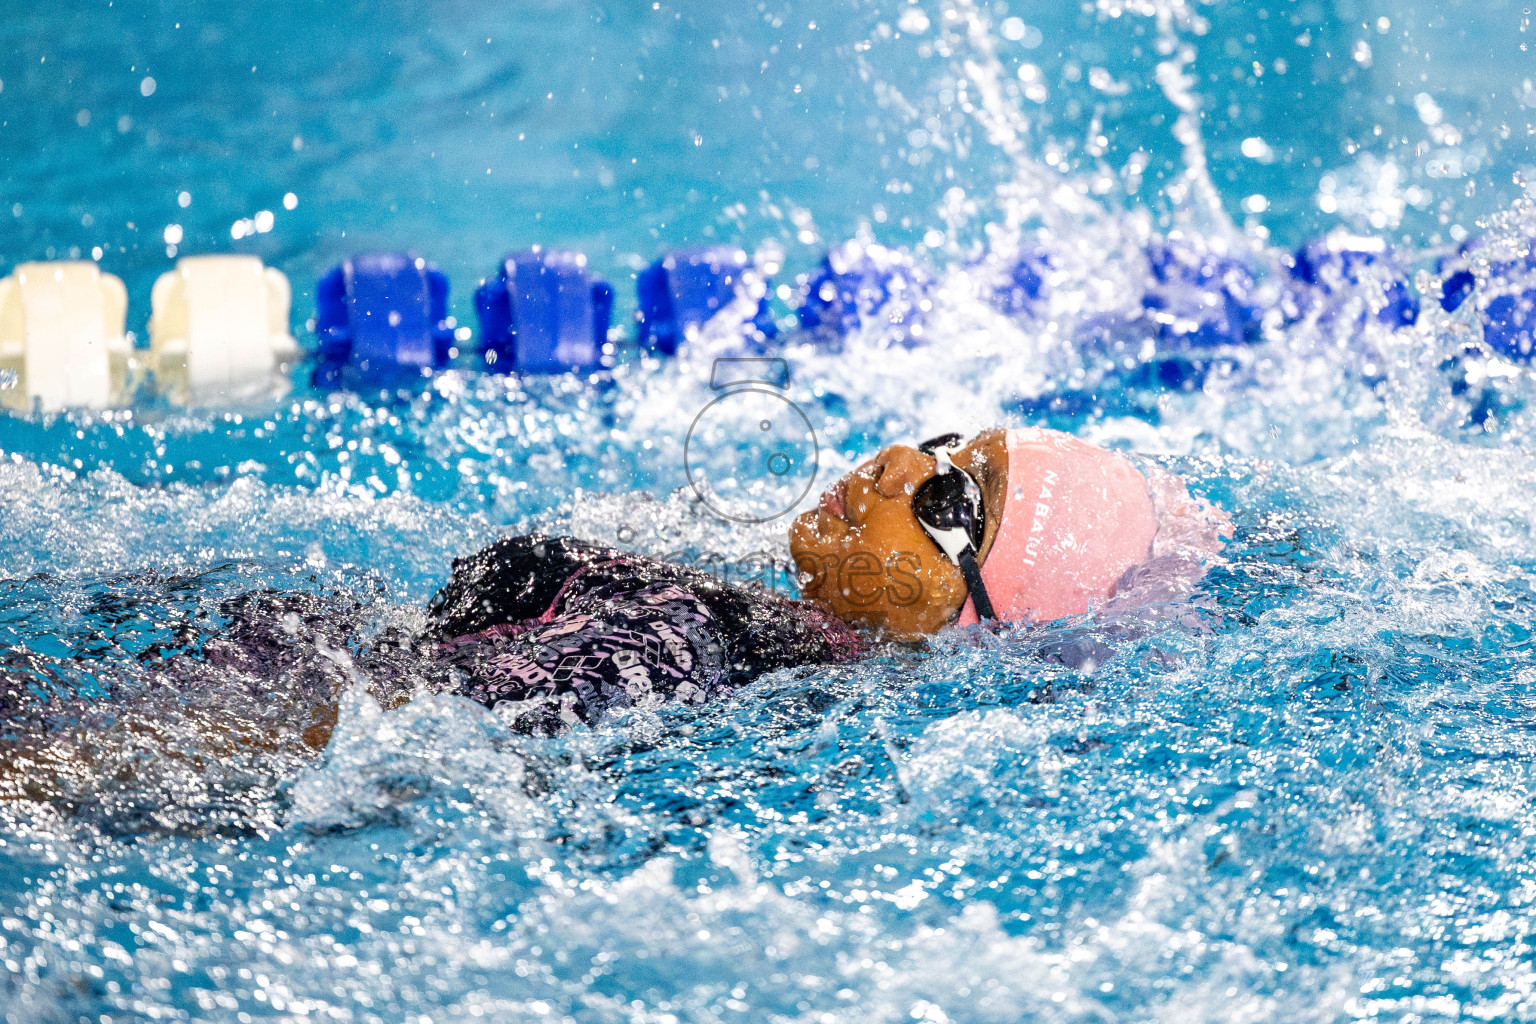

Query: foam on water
left=5, top=0, right=1536, bottom=1020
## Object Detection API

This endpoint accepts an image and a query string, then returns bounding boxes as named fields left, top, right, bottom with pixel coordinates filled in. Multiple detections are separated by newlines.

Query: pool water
left=4, top=0, right=1536, bottom=1021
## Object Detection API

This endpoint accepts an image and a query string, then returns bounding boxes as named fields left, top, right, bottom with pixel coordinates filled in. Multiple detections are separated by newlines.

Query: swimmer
left=1, top=427, right=1224, bottom=807
left=417, top=426, right=1225, bottom=733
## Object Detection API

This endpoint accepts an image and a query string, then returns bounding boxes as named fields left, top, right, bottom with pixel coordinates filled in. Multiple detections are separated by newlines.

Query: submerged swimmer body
left=416, top=427, right=1222, bottom=732
left=423, top=535, right=865, bottom=734
left=1, top=428, right=1225, bottom=805
left=405, top=429, right=1222, bottom=733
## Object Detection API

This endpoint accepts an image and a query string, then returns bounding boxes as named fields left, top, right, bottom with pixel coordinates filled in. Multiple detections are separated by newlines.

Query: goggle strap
left=957, top=549, right=997, bottom=622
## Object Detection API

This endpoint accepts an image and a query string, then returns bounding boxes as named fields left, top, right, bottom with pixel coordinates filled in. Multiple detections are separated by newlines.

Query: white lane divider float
left=0, top=261, right=133, bottom=412
left=149, top=254, right=298, bottom=405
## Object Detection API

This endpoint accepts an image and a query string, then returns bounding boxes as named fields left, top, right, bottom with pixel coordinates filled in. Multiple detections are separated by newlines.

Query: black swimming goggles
left=912, top=433, right=997, bottom=621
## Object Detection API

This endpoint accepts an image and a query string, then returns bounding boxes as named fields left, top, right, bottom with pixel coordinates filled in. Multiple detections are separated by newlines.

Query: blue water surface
left=4, top=0, right=1536, bottom=1021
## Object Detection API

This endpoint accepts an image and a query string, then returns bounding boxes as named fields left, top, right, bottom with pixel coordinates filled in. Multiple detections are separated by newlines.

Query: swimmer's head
left=789, top=429, right=1008, bottom=637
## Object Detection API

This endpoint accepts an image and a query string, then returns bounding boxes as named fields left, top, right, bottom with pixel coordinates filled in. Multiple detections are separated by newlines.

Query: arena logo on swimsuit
left=611, top=649, right=655, bottom=701
left=648, top=619, right=694, bottom=673
left=1020, top=469, right=1058, bottom=568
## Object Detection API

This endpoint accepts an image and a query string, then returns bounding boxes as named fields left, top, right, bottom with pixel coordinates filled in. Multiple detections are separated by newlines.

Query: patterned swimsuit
left=425, top=536, right=864, bottom=735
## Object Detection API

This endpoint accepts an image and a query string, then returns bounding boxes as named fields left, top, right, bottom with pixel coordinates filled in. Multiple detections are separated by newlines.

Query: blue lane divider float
left=797, top=240, right=932, bottom=344
left=987, top=244, right=1054, bottom=318
left=1142, top=235, right=1264, bottom=349
left=313, top=252, right=454, bottom=388
left=1285, top=233, right=1418, bottom=328
left=1123, top=235, right=1265, bottom=391
left=474, top=249, right=613, bottom=374
left=1438, top=232, right=1536, bottom=361
left=636, top=246, right=774, bottom=355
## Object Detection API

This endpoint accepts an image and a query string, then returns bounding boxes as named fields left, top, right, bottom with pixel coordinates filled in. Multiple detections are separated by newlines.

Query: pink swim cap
left=957, top=428, right=1160, bottom=626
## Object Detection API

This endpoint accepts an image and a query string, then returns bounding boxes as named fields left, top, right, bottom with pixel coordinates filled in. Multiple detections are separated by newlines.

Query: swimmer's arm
left=0, top=691, right=340, bottom=804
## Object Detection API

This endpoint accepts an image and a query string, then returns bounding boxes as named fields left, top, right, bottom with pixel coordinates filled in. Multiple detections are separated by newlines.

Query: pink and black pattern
left=426, top=536, right=863, bottom=734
